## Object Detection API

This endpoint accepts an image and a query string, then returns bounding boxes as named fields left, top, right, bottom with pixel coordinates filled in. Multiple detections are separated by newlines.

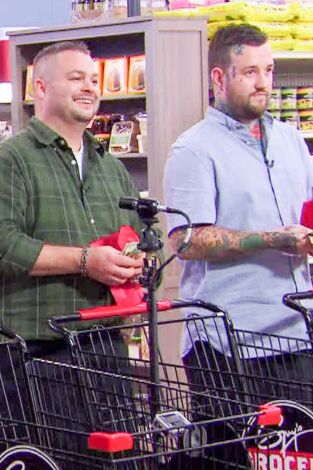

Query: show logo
left=0, top=445, right=60, bottom=470
left=243, top=400, right=313, bottom=469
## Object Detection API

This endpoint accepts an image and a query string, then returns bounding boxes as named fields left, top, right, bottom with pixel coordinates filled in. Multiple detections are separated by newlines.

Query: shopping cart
left=47, top=290, right=313, bottom=469
left=0, top=322, right=281, bottom=470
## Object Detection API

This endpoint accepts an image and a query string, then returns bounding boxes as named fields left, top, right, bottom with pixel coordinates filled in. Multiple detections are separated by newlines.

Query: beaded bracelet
left=80, top=247, right=89, bottom=278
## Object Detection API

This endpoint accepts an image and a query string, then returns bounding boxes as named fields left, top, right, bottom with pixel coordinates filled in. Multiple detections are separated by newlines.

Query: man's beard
left=223, top=95, right=269, bottom=122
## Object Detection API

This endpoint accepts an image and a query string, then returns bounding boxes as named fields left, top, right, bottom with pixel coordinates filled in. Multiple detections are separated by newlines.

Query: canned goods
left=281, top=109, right=299, bottom=128
left=299, top=109, right=313, bottom=131
left=268, top=89, right=281, bottom=111
left=281, top=87, right=297, bottom=110
left=297, top=87, right=313, bottom=110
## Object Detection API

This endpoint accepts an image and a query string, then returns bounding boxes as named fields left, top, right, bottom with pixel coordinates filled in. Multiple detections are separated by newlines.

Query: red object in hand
left=301, top=201, right=313, bottom=229
left=90, top=226, right=144, bottom=307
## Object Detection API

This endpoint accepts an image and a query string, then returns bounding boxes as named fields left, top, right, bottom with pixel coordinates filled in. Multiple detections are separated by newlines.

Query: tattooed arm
left=170, top=224, right=313, bottom=262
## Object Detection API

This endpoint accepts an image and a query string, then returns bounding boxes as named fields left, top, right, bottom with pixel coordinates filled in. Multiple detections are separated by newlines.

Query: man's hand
left=267, top=225, right=313, bottom=256
left=86, top=245, right=144, bottom=286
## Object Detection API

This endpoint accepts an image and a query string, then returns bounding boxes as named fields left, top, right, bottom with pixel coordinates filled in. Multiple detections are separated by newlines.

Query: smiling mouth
left=74, top=98, right=94, bottom=105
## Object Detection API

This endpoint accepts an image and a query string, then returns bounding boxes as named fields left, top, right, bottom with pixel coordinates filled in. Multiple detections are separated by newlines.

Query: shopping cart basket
left=49, top=294, right=313, bottom=468
left=48, top=299, right=252, bottom=420
left=0, top=324, right=281, bottom=470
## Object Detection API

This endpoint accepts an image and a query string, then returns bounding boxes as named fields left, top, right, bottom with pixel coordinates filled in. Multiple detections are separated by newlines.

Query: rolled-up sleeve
left=0, top=143, right=43, bottom=277
left=164, top=144, right=217, bottom=235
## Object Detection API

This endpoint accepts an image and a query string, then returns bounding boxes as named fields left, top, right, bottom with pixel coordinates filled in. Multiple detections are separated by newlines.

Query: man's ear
left=211, top=67, right=225, bottom=94
left=33, top=77, right=46, bottom=99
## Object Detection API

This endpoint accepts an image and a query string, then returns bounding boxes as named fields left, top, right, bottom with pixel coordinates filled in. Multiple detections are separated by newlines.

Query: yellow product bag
left=245, top=3, right=293, bottom=22
left=268, top=36, right=295, bottom=51
left=289, top=23, right=313, bottom=40
left=293, top=39, right=313, bottom=51
left=251, top=21, right=292, bottom=38
left=198, top=2, right=248, bottom=22
left=289, top=2, right=313, bottom=22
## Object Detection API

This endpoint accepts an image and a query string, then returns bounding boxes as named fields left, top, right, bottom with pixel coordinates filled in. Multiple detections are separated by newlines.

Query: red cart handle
left=79, top=300, right=173, bottom=320
left=48, top=299, right=226, bottom=330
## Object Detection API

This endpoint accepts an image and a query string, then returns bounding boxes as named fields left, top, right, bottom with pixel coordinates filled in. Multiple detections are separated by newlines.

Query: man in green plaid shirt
left=0, top=41, right=145, bottom=355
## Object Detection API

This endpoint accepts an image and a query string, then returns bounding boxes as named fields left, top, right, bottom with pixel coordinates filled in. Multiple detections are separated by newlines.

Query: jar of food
left=281, top=87, right=297, bottom=110
left=299, top=109, right=313, bottom=131
left=268, top=88, right=281, bottom=111
left=297, top=87, right=313, bottom=110
left=281, top=109, right=299, bottom=128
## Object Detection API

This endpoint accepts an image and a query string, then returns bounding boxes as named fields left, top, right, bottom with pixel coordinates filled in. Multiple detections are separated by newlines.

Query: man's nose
left=256, top=73, right=267, bottom=89
left=82, top=77, right=98, bottom=91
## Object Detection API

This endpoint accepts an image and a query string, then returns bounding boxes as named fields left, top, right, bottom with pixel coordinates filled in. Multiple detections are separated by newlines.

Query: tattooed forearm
left=170, top=226, right=270, bottom=262
left=169, top=222, right=313, bottom=262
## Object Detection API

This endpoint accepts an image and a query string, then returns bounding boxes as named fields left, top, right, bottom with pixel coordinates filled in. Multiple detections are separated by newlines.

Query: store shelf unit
left=273, top=51, right=313, bottom=154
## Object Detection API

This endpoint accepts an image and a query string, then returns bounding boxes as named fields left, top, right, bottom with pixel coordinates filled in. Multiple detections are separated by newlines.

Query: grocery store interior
left=1, top=0, right=313, bottom=468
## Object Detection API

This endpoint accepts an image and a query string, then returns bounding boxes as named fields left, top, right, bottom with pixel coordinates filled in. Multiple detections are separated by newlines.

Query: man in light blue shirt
left=164, top=24, right=313, bottom=404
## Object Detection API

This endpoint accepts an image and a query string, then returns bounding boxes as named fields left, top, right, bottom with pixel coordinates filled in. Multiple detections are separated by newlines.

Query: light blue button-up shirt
left=164, top=107, right=313, bottom=357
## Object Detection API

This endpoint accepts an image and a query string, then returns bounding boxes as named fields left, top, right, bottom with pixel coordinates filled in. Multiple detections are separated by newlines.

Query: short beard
left=215, top=98, right=268, bottom=123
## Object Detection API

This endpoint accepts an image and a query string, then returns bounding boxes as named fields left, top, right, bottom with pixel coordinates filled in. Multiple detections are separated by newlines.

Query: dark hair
left=209, top=24, right=268, bottom=77
left=33, top=41, right=91, bottom=69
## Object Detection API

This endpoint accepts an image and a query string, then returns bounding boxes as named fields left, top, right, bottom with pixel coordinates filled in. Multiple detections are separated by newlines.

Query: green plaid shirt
left=0, top=117, right=142, bottom=339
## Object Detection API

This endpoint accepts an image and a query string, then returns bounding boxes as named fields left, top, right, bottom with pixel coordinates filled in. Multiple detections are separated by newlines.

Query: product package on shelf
left=135, top=112, right=147, bottom=153
left=268, top=86, right=313, bottom=132
left=102, top=56, right=128, bottom=96
left=94, top=58, right=104, bottom=94
left=24, top=64, right=34, bottom=102
left=109, top=120, right=139, bottom=154
left=157, top=1, right=313, bottom=52
left=71, top=0, right=112, bottom=22
left=128, top=55, right=146, bottom=94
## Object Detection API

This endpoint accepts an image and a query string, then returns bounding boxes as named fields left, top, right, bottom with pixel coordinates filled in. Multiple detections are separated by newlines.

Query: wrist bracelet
left=80, top=247, right=89, bottom=278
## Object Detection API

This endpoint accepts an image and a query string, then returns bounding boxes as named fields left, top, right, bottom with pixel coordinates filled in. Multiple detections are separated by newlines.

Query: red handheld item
left=90, top=226, right=144, bottom=307
left=301, top=200, right=313, bottom=230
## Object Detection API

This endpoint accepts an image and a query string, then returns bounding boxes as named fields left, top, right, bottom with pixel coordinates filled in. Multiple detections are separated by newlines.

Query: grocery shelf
left=302, top=131, right=313, bottom=139
left=101, top=94, right=146, bottom=101
left=273, top=51, right=313, bottom=60
left=116, top=153, right=147, bottom=159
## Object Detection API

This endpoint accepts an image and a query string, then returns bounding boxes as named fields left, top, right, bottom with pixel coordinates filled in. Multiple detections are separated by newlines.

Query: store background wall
left=0, top=0, right=71, bottom=27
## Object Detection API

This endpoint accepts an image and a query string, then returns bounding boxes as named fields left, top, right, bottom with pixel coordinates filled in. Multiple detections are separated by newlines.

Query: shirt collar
left=27, top=116, right=105, bottom=156
left=205, top=107, right=273, bottom=133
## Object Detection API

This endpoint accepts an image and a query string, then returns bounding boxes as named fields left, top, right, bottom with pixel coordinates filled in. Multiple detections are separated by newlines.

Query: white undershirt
left=73, top=141, right=84, bottom=179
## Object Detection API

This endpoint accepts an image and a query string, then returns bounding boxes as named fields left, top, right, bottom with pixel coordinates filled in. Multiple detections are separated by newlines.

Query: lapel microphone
left=265, top=158, right=275, bottom=168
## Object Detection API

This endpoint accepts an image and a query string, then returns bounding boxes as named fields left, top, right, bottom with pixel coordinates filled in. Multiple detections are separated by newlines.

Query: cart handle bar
left=49, top=298, right=226, bottom=325
left=282, top=290, right=313, bottom=314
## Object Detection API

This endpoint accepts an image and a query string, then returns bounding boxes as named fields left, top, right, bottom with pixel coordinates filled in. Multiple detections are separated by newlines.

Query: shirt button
left=71, top=159, right=77, bottom=165
left=90, top=218, right=95, bottom=224
left=82, top=189, right=86, bottom=194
